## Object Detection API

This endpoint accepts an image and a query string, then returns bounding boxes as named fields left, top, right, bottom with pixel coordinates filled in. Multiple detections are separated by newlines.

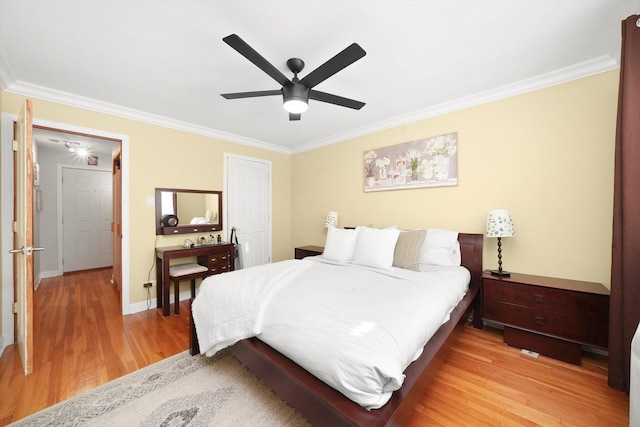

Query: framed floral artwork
left=363, top=132, right=458, bottom=192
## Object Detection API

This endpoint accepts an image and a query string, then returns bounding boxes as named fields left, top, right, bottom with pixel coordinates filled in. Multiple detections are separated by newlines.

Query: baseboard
left=583, top=345, right=608, bottom=357
left=40, top=270, right=62, bottom=279
left=127, top=288, right=195, bottom=315
left=0, top=335, right=7, bottom=358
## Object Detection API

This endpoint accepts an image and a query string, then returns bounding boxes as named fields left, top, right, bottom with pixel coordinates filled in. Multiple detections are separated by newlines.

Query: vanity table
left=154, top=187, right=232, bottom=315
left=155, top=243, right=235, bottom=315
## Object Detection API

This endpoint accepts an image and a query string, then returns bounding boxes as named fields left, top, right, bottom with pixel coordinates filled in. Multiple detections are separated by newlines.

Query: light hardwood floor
left=0, top=268, right=630, bottom=426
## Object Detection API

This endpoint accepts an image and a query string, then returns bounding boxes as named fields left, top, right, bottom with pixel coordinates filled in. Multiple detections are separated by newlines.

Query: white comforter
left=192, top=257, right=470, bottom=409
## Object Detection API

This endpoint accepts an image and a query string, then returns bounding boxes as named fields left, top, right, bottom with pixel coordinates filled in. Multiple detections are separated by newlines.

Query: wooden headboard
left=458, top=232, right=484, bottom=294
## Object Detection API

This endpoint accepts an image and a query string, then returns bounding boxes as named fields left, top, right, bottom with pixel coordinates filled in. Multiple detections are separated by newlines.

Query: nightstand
left=481, top=271, right=609, bottom=365
left=294, top=245, right=324, bottom=259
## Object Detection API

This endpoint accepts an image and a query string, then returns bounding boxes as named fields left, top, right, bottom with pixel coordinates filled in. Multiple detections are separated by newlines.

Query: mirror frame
left=155, top=187, right=223, bottom=235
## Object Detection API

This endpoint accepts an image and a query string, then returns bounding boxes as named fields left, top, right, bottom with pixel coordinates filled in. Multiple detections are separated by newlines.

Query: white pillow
left=351, top=226, right=401, bottom=269
left=322, top=226, right=359, bottom=262
left=419, top=228, right=461, bottom=268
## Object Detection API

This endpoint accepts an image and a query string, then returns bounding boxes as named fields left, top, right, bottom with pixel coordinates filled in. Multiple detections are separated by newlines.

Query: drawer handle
left=534, top=316, right=544, bottom=325
left=533, top=294, right=544, bottom=303
left=221, top=255, right=227, bottom=260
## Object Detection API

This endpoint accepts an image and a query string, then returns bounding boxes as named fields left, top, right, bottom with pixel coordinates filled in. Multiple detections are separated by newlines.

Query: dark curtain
left=609, top=14, right=640, bottom=393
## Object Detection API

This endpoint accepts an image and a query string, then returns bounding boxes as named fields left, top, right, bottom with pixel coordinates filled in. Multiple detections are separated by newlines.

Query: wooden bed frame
left=189, top=232, right=483, bottom=426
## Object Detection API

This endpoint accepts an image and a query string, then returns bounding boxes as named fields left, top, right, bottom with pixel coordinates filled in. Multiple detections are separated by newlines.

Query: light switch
left=145, top=196, right=154, bottom=207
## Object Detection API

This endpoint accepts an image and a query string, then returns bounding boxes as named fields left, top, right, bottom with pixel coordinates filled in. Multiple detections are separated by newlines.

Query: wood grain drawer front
left=484, top=300, right=608, bottom=347
left=208, top=252, right=230, bottom=273
left=483, top=279, right=609, bottom=321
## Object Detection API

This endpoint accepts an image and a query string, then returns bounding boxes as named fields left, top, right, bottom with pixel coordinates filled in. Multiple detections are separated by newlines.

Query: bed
left=189, top=229, right=483, bottom=426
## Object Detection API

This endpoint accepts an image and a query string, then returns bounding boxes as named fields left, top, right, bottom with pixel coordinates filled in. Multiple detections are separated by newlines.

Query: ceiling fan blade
left=299, top=43, right=366, bottom=89
left=223, top=34, right=291, bottom=87
left=221, top=90, right=282, bottom=99
left=289, top=113, right=301, bottom=121
left=309, top=90, right=365, bottom=110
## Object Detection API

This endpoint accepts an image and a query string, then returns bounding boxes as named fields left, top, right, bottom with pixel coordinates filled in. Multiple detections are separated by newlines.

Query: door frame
left=1, top=113, right=131, bottom=351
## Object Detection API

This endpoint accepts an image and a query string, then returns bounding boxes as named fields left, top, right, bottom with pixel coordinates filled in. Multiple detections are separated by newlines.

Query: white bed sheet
left=192, top=257, right=470, bottom=409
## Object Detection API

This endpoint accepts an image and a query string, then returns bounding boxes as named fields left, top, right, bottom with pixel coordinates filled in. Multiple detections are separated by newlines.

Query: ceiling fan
left=220, top=34, right=366, bottom=121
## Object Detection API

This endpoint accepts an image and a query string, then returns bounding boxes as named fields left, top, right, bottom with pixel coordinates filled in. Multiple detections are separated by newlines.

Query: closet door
left=225, top=155, right=272, bottom=268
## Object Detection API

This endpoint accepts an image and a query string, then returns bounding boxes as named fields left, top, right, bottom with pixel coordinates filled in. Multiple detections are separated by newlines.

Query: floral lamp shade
left=324, top=211, right=339, bottom=228
left=486, top=209, right=515, bottom=237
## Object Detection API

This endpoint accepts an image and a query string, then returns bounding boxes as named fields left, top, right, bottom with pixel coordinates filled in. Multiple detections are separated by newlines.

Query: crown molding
left=292, top=55, right=620, bottom=154
left=1, top=79, right=292, bottom=155
left=2, top=55, right=618, bottom=156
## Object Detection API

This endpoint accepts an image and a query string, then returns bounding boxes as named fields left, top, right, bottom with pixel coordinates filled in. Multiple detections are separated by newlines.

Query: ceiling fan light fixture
left=283, top=98, right=308, bottom=114
left=282, top=82, right=309, bottom=114
left=220, top=34, right=366, bottom=120
left=76, top=147, right=89, bottom=158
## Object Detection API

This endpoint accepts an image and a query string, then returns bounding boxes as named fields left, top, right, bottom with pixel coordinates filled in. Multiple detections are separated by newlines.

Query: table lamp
left=324, top=211, right=339, bottom=228
left=486, top=209, right=515, bottom=277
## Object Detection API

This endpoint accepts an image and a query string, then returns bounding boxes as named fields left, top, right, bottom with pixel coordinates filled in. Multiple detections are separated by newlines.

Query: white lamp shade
left=486, top=209, right=515, bottom=237
left=324, top=211, right=339, bottom=227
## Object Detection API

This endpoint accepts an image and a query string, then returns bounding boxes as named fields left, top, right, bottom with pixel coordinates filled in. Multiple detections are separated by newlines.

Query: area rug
left=10, top=349, right=310, bottom=426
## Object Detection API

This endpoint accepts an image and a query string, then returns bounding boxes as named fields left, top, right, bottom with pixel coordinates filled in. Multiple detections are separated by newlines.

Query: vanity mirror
left=155, top=188, right=222, bottom=235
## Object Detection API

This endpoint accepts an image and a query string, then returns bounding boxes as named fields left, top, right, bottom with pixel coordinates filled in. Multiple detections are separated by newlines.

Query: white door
left=226, top=155, right=271, bottom=268
left=62, top=168, right=113, bottom=272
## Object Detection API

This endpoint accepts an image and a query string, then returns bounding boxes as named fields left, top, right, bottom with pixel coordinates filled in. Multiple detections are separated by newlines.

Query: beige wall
left=292, top=71, right=618, bottom=288
left=0, top=91, right=292, bottom=307
left=0, top=68, right=619, bottom=326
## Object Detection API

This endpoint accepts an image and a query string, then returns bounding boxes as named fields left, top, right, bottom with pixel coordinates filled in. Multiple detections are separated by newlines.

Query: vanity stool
left=168, top=263, right=209, bottom=315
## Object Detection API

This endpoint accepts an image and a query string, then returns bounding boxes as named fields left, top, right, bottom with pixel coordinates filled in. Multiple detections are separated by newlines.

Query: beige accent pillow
left=393, top=229, right=427, bottom=271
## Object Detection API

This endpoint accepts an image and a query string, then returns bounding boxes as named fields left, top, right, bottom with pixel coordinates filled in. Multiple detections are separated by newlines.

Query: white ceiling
left=0, top=1, right=638, bottom=154
left=31, top=128, right=119, bottom=157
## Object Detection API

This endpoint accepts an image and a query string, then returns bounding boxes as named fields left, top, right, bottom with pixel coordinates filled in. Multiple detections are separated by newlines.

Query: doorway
left=1, top=113, right=131, bottom=354
left=33, top=128, right=118, bottom=278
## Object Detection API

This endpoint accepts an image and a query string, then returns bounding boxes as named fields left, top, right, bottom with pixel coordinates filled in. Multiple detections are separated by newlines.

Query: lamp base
left=490, top=269, right=511, bottom=277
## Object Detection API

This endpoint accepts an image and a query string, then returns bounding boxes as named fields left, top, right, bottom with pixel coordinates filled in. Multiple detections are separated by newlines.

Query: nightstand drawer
left=481, top=272, right=610, bottom=364
left=484, top=300, right=608, bottom=347
left=484, top=279, right=608, bottom=321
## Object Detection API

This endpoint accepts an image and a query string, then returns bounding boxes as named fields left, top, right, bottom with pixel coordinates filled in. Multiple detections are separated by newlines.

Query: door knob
left=9, top=246, right=44, bottom=255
